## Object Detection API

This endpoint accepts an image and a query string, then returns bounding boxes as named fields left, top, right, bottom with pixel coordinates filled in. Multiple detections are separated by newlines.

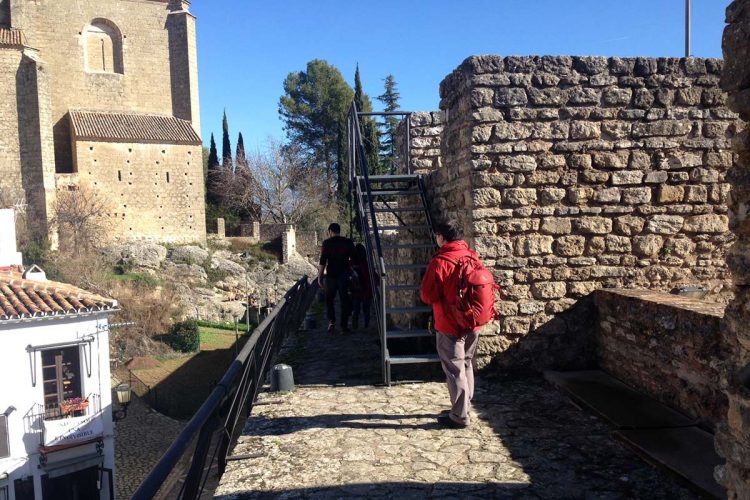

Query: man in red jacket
left=420, top=219, right=480, bottom=429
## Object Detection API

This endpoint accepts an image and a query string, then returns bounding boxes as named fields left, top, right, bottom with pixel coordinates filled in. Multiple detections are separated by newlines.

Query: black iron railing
left=132, top=276, right=316, bottom=499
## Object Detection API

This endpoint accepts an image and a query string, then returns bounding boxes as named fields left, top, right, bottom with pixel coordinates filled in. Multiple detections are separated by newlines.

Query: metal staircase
left=347, top=103, right=441, bottom=385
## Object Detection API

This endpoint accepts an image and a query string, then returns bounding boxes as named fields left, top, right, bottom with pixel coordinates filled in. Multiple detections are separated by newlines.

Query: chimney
left=0, top=208, right=23, bottom=268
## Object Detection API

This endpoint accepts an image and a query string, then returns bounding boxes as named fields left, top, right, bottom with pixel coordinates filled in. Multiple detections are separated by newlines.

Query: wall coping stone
left=593, top=288, right=725, bottom=318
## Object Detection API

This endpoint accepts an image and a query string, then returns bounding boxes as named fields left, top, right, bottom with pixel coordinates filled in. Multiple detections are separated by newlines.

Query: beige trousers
left=436, top=330, right=479, bottom=426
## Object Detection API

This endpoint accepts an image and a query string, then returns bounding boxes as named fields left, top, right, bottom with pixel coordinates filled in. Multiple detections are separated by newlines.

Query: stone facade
left=718, top=1, right=750, bottom=497
left=0, top=0, right=205, bottom=243
left=420, top=55, right=738, bottom=368
left=594, top=289, right=727, bottom=428
left=72, top=140, right=205, bottom=242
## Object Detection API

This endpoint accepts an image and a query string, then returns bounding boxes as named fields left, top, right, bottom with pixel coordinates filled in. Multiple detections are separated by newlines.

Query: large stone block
left=540, top=217, right=572, bottom=235
left=494, top=87, right=528, bottom=107
left=531, top=281, right=567, bottom=299
left=683, top=214, right=729, bottom=233
left=611, top=170, right=645, bottom=185
left=646, top=215, right=685, bottom=234
left=575, top=217, right=613, bottom=234
left=503, top=188, right=538, bottom=206
left=633, top=235, right=664, bottom=257
left=473, top=188, right=503, bottom=208
left=657, top=185, right=686, bottom=203
left=614, top=215, right=646, bottom=235
left=515, top=235, right=554, bottom=256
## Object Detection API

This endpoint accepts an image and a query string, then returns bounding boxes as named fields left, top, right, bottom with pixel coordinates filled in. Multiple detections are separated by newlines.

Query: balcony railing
left=25, top=393, right=102, bottom=447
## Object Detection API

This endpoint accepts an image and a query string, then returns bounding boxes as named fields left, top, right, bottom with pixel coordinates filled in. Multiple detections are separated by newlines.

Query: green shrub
left=20, top=239, right=50, bottom=266
left=166, top=320, right=200, bottom=352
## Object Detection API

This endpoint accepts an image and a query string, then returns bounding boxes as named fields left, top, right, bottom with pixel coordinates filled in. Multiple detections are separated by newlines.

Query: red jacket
left=420, top=239, right=478, bottom=336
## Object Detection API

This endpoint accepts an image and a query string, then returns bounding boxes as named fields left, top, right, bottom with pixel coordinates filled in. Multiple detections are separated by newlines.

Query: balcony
left=25, top=394, right=103, bottom=450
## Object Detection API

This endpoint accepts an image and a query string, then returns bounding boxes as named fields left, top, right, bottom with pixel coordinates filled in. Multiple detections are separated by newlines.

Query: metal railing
left=132, top=276, right=316, bottom=499
left=26, top=393, right=102, bottom=445
left=348, top=103, right=390, bottom=380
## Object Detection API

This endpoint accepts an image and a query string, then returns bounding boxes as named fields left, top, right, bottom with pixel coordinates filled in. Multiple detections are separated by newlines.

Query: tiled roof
left=69, top=110, right=201, bottom=145
left=0, top=269, right=118, bottom=321
left=0, top=28, right=25, bottom=47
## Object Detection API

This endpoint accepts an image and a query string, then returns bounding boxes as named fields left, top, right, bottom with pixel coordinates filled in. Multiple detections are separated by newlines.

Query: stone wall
left=296, top=231, right=319, bottom=259
left=0, top=45, right=56, bottom=239
left=594, top=289, right=728, bottom=428
left=430, top=55, right=737, bottom=369
left=259, top=223, right=293, bottom=242
left=72, top=140, right=206, bottom=243
left=394, top=112, right=444, bottom=175
left=717, top=1, right=750, bottom=497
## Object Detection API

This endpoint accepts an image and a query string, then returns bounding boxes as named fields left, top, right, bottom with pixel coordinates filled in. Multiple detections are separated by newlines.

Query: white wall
left=0, top=313, right=114, bottom=499
left=0, top=209, right=22, bottom=267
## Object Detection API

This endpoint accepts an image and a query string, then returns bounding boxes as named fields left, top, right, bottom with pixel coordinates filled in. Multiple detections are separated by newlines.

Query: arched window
left=83, top=19, right=123, bottom=74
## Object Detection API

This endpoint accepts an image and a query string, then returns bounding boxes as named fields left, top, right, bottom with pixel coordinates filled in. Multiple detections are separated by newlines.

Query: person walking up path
left=318, top=223, right=355, bottom=334
left=420, top=219, right=481, bottom=429
left=350, top=243, right=374, bottom=331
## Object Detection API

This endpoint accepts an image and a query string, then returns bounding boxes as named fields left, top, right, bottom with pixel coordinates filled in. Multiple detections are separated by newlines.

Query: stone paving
left=214, top=319, right=699, bottom=499
left=113, top=378, right=185, bottom=499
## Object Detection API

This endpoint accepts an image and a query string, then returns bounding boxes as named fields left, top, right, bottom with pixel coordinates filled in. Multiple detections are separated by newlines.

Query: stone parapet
left=718, top=1, right=750, bottom=497
left=594, top=289, right=728, bottom=428
left=430, top=54, right=738, bottom=369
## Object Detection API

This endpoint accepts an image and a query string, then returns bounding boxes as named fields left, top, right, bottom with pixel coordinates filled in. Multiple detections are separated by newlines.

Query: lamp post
left=113, top=383, right=131, bottom=421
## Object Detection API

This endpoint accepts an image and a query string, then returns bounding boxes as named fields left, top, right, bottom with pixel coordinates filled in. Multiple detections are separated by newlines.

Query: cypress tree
left=222, top=109, right=232, bottom=171
left=353, top=64, right=382, bottom=175
left=206, top=133, right=222, bottom=205
left=236, top=132, right=247, bottom=170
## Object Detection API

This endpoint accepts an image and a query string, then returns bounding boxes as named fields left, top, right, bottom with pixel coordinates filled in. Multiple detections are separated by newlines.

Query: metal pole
left=685, top=0, right=691, bottom=58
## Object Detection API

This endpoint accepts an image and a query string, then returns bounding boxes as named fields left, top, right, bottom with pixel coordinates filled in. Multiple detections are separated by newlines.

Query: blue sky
left=192, top=0, right=731, bottom=151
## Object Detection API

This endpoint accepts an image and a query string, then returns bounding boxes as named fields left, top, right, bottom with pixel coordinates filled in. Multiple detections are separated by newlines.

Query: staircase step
left=364, top=190, right=421, bottom=196
left=385, top=264, right=428, bottom=271
left=373, top=207, right=425, bottom=213
left=387, top=329, right=433, bottom=339
left=382, top=243, right=435, bottom=250
left=386, top=284, right=421, bottom=291
left=365, top=174, right=419, bottom=182
left=374, top=225, right=432, bottom=232
left=388, top=354, right=441, bottom=365
left=386, top=306, right=432, bottom=314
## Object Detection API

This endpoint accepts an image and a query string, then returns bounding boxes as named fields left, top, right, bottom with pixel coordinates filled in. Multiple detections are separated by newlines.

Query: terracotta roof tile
left=69, top=110, right=201, bottom=145
left=0, top=28, right=25, bottom=47
left=0, top=272, right=118, bottom=321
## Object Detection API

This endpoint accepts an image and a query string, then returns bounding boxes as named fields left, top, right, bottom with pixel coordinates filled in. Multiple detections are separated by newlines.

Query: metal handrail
left=132, top=276, right=316, bottom=499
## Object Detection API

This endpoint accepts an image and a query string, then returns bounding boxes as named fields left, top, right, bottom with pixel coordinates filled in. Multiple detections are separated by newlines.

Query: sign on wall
left=42, top=413, right=102, bottom=446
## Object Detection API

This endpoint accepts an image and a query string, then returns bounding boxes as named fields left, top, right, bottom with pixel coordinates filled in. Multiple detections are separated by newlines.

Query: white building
left=0, top=209, right=118, bottom=500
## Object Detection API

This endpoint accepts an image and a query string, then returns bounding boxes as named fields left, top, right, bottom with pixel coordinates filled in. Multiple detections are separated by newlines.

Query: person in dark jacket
left=318, top=223, right=355, bottom=334
left=420, top=219, right=480, bottom=429
left=350, top=243, right=374, bottom=330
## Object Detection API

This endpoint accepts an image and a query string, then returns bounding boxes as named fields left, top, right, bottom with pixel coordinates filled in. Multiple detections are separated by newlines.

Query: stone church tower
left=0, top=0, right=206, bottom=243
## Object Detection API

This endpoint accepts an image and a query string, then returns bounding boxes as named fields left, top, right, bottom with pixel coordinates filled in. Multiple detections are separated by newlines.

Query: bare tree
left=217, top=139, right=334, bottom=229
left=52, top=182, right=113, bottom=255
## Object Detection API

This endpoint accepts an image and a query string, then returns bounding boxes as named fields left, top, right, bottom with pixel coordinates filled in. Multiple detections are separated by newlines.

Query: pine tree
left=353, top=64, right=382, bottom=176
left=206, top=133, right=222, bottom=206
left=279, top=59, right=354, bottom=200
left=222, top=110, right=232, bottom=171
left=377, top=74, right=401, bottom=174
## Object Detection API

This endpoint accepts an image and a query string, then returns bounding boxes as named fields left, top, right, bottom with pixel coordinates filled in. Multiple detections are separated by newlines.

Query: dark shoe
left=327, top=321, right=336, bottom=334
left=439, top=409, right=451, bottom=416
left=437, top=414, right=468, bottom=429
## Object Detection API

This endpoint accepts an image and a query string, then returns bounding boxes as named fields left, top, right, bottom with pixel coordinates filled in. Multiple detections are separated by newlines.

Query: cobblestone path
left=113, top=382, right=185, bottom=499
left=215, top=320, right=697, bottom=499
